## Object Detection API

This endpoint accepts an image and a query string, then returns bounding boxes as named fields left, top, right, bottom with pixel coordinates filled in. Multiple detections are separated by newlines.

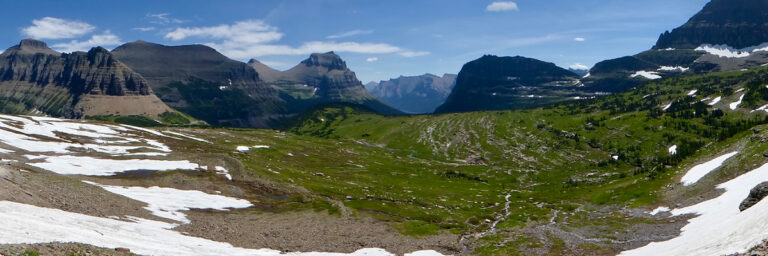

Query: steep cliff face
left=654, top=0, right=768, bottom=49
left=368, top=74, right=456, bottom=114
left=112, top=41, right=287, bottom=128
left=435, top=55, right=581, bottom=114
left=0, top=39, right=171, bottom=118
left=251, top=52, right=402, bottom=115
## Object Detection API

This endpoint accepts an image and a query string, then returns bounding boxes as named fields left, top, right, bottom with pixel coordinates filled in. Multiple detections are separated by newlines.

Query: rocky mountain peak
left=1, top=39, right=59, bottom=56
left=301, top=51, right=347, bottom=70
left=654, top=0, right=768, bottom=49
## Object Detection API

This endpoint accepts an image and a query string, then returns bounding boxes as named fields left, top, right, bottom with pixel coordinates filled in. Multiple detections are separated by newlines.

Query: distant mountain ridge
left=367, top=73, right=456, bottom=114
left=112, top=41, right=288, bottom=128
left=249, top=52, right=402, bottom=115
left=0, top=39, right=172, bottom=118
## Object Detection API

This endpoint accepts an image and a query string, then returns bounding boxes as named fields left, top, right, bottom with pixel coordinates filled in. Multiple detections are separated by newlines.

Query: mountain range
left=0, top=39, right=173, bottom=118
left=366, top=73, right=456, bottom=114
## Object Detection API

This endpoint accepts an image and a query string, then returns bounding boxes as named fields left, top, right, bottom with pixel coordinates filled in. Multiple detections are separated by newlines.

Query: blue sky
left=1, top=0, right=710, bottom=83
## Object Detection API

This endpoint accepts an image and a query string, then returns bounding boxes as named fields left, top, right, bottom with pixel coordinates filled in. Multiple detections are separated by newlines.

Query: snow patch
left=680, top=152, right=738, bottom=186
left=708, top=96, right=722, bottom=106
left=0, top=201, right=429, bottom=256
left=620, top=159, right=768, bottom=256
left=687, top=90, right=698, bottom=96
left=649, top=207, right=670, bottom=216
left=215, top=166, right=232, bottom=180
left=84, top=181, right=251, bottom=224
left=730, top=94, right=745, bottom=110
left=668, top=145, right=677, bottom=155
left=630, top=71, right=662, bottom=80
left=27, top=156, right=199, bottom=176
left=658, top=66, right=690, bottom=72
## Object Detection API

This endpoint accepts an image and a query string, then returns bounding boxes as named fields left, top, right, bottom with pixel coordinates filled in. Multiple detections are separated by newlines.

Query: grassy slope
left=65, top=67, right=768, bottom=255
left=277, top=67, right=768, bottom=254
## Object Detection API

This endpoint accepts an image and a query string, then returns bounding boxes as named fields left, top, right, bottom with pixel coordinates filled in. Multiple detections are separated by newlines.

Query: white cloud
left=147, top=13, right=183, bottom=25
left=326, top=30, right=373, bottom=39
left=166, top=20, right=428, bottom=59
left=133, top=27, right=156, bottom=32
left=165, top=20, right=283, bottom=44
left=486, top=2, right=519, bottom=12
left=569, top=63, right=589, bottom=70
left=574, top=37, right=586, bottom=42
left=366, top=57, right=379, bottom=62
left=22, top=17, right=95, bottom=39
left=52, top=31, right=123, bottom=53
left=399, top=51, right=430, bottom=57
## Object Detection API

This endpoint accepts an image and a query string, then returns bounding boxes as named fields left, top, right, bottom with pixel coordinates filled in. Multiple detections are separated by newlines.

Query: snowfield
left=621, top=159, right=768, bottom=256
left=680, top=151, right=738, bottom=186
left=0, top=201, right=442, bottom=256
left=84, top=181, right=252, bottom=224
left=27, top=155, right=199, bottom=176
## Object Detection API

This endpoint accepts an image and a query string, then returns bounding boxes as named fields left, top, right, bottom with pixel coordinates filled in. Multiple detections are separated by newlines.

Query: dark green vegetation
left=270, top=66, right=768, bottom=254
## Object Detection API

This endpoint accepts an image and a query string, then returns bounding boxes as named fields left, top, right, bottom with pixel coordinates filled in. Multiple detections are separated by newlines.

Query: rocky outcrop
left=434, top=55, right=584, bottom=113
left=368, top=74, right=456, bottom=114
left=0, top=39, right=171, bottom=118
left=112, top=41, right=287, bottom=128
left=739, top=182, right=768, bottom=211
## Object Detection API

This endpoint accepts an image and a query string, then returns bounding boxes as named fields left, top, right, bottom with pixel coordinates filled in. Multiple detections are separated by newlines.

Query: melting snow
left=650, top=207, right=670, bottom=216
left=620, top=160, right=768, bottom=256
left=754, top=104, right=768, bottom=113
left=680, top=152, right=738, bottom=186
left=668, top=145, right=677, bottom=155
left=0, top=201, right=438, bottom=256
left=658, top=66, right=690, bottom=72
left=215, top=166, right=232, bottom=180
left=84, top=181, right=251, bottom=224
left=730, top=94, right=745, bottom=110
left=709, top=96, right=722, bottom=106
left=687, top=90, right=698, bottom=96
left=662, top=102, right=673, bottom=111
left=27, top=156, right=199, bottom=176
left=631, top=71, right=662, bottom=80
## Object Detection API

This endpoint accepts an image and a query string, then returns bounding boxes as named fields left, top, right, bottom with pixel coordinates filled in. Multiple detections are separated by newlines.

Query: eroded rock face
left=740, top=182, right=768, bottom=211
left=654, top=0, right=768, bottom=49
left=0, top=39, right=168, bottom=118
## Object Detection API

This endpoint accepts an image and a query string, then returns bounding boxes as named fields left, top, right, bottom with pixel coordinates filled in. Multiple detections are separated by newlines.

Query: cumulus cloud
left=147, top=13, right=183, bottom=25
left=326, top=30, right=373, bottom=39
left=569, top=63, right=589, bottom=70
left=165, top=20, right=428, bottom=59
left=366, top=57, right=379, bottom=62
left=486, top=2, right=519, bottom=12
left=52, top=31, right=123, bottom=53
left=574, top=37, right=586, bottom=42
left=22, top=17, right=95, bottom=39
